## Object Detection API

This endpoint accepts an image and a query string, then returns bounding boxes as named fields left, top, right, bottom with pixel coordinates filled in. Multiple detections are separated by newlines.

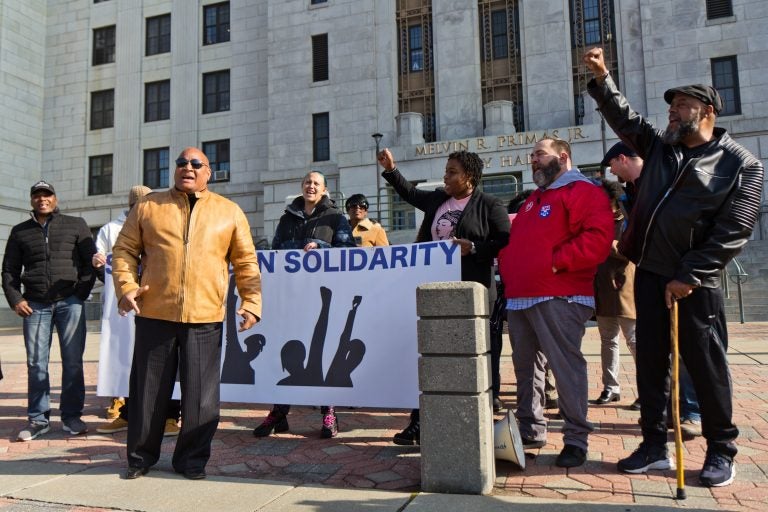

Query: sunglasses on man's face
left=175, top=158, right=208, bottom=170
left=347, top=204, right=368, bottom=211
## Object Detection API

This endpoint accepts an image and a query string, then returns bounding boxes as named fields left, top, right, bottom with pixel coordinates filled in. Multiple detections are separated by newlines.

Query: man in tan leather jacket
left=112, top=147, right=261, bottom=481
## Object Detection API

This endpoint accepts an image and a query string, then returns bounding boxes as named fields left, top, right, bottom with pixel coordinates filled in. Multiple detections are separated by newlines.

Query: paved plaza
left=0, top=321, right=766, bottom=511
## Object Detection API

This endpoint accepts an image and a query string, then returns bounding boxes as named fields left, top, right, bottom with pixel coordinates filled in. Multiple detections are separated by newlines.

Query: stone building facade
left=1, top=0, right=766, bottom=253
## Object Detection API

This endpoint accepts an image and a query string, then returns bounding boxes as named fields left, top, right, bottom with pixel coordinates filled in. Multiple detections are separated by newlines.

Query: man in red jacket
left=498, top=138, right=613, bottom=468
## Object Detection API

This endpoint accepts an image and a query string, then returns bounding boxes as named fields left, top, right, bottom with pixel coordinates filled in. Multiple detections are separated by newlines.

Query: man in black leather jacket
left=585, top=47, right=763, bottom=488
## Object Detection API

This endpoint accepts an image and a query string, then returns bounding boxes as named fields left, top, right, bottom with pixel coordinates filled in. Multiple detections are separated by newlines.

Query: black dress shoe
left=183, top=469, right=207, bottom=480
left=629, top=398, right=641, bottom=411
left=125, top=466, right=149, bottom=479
left=556, top=444, right=587, bottom=468
left=492, top=396, right=503, bottom=413
left=593, top=390, right=620, bottom=405
left=544, top=398, right=559, bottom=409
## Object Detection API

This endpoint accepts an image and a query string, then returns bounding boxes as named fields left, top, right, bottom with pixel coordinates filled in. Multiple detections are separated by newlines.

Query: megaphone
left=494, top=410, right=525, bottom=469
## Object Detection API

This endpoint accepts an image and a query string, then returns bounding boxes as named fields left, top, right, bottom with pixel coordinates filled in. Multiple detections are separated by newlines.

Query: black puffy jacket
left=588, top=76, right=764, bottom=288
left=271, top=195, right=356, bottom=250
left=2, top=211, right=96, bottom=305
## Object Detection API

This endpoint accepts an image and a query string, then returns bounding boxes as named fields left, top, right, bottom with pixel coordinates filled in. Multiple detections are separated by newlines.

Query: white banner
left=96, top=253, right=135, bottom=398
left=97, top=241, right=461, bottom=409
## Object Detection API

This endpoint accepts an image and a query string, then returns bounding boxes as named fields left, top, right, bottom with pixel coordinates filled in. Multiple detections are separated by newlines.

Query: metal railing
left=722, top=257, right=748, bottom=323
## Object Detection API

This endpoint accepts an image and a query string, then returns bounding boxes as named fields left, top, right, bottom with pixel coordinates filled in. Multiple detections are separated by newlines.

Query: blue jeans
left=23, top=295, right=87, bottom=424
left=679, top=360, right=701, bottom=422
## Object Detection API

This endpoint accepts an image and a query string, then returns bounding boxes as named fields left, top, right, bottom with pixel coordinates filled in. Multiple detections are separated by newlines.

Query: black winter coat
left=588, top=76, right=764, bottom=288
left=2, top=211, right=96, bottom=306
left=271, top=195, right=356, bottom=250
left=382, top=168, right=510, bottom=288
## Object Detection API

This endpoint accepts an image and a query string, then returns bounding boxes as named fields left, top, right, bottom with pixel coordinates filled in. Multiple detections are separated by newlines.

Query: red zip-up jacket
left=498, top=174, right=613, bottom=299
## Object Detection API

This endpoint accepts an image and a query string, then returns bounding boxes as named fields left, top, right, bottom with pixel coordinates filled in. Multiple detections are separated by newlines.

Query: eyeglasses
left=175, top=158, right=208, bottom=170
left=347, top=204, right=368, bottom=211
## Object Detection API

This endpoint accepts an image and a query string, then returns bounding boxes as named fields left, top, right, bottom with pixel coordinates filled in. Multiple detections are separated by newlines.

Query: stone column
left=396, top=112, right=425, bottom=146
left=483, top=101, right=517, bottom=136
left=521, top=0, right=573, bottom=129
left=417, top=281, right=494, bottom=495
left=432, top=1, right=483, bottom=140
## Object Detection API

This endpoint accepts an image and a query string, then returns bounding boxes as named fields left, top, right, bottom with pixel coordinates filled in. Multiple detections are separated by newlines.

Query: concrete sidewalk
left=1, top=322, right=766, bottom=511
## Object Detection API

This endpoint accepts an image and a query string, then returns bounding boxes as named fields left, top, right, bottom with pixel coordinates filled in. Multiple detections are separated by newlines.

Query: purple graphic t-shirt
left=430, top=195, right=470, bottom=241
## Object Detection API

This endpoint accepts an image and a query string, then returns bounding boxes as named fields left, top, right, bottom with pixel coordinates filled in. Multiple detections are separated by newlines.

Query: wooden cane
left=670, top=300, right=686, bottom=500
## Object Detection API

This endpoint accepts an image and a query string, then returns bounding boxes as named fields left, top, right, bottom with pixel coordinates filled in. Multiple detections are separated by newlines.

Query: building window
left=88, top=155, right=113, bottom=196
left=706, top=0, right=733, bottom=19
left=203, top=70, right=230, bottom=114
left=570, top=0, right=614, bottom=47
left=480, top=173, right=523, bottom=204
left=580, top=165, right=603, bottom=181
left=145, top=80, right=170, bottom=122
left=94, top=0, right=110, bottom=4
left=479, top=0, right=524, bottom=132
left=90, top=89, right=114, bottom=130
left=397, top=1, right=436, bottom=142
left=311, top=0, right=327, bottom=4
left=490, top=10, right=508, bottom=59
left=408, top=25, right=424, bottom=72
left=146, top=14, right=171, bottom=56
left=711, top=56, right=741, bottom=116
left=204, top=2, right=230, bottom=45
left=93, top=26, right=116, bottom=65
left=569, top=0, right=618, bottom=125
left=387, top=185, right=417, bottom=231
left=203, top=140, right=230, bottom=182
left=582, top=0, right=601, bottom=44
left=313, top=113, right=330, bottom=162
left=312, top=34, right=328, bottom=82
left=144, top=148, right=169, bottom=189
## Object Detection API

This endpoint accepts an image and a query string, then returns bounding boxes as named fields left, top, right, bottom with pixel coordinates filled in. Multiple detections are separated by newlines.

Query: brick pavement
left=1, top=323, right=767, bottom=511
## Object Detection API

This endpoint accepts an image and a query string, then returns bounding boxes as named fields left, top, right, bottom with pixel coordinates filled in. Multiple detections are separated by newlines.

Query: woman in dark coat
left=253, top=171, right=355, bottom=439
left=377, top=148, right=510, bottom=445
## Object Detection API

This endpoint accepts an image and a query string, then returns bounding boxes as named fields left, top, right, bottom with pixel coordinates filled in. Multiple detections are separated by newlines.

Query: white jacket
left=95, top=210, right=128, bottom=255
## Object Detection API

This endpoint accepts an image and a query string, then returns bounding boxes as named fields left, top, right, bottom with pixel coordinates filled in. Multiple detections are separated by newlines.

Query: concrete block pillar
left=396, top=112, right=425, bottom=146
left=483, top=100, right=517, bottom=136
left=416, top=281, right=494, bottom=495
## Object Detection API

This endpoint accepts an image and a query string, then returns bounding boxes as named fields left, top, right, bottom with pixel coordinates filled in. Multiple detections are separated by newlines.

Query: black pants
left=635, top=269, right=737, bottom=457
left=127, top=317, right=222, bottom=472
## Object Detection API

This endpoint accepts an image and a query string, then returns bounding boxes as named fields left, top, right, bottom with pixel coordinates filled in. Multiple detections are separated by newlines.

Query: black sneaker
left=556, top=444, right=587, bottom=468
left=253, top=411, right=289, bottom=437
left=699, top=451, right=735, bottom=487
left=493, top=397, right=503, bottom=413
left=393, top=419, right=420, bottom=445
left=617, top=442, right=674, bottom=474
left=521, top=436, right=546, bottom=449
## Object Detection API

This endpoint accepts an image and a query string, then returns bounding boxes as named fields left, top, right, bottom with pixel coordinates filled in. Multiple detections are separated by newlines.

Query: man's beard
left=662, top=117, right=700, bottom=145
left=532, top=158, right=562, bottom=188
